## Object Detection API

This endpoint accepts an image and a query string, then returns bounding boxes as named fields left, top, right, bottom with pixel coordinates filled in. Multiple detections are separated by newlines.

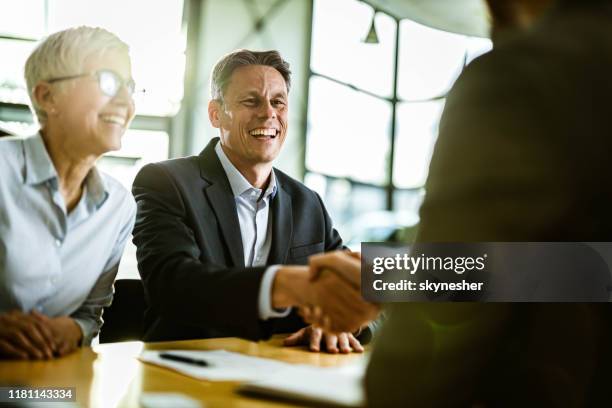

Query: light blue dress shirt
left=0, top=133, right=136, bottom=344
left=214, top=142, right=291, bottom=320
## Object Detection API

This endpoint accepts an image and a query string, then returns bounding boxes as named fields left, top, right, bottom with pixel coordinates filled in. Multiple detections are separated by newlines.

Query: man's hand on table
left=0, top=311, right=82, bottom=360
left=283, top=325, right=364, bottom=353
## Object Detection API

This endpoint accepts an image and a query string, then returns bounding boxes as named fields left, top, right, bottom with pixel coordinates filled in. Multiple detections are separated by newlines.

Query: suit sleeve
left=132, top=162, right=270, bottom=340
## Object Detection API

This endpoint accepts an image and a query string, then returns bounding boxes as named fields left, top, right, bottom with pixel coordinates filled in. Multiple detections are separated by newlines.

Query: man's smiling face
left=211, top=64, right=289, bottom=169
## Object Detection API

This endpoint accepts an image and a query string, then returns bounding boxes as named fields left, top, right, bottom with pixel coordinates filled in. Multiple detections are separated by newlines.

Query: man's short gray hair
left=210, top=49, right=291, bottom=102
left=24, top=26, right=130, bottom=125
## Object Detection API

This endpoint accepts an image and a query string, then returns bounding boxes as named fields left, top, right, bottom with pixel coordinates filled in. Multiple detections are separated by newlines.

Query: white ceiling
left=363, top=0, right=491, bottom=38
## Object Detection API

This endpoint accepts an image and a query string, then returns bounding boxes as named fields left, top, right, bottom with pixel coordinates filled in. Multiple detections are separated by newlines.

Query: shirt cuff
left=258, top=265, right=292, bottom=320
left=72, top=317, right=96, bottom=346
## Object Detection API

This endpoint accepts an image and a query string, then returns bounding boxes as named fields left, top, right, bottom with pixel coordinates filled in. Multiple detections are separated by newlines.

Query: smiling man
left=132, top=49, right=365, bottom=352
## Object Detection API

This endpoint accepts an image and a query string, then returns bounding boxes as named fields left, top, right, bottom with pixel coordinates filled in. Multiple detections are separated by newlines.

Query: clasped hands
left=0, top=310, right=83, bottom=360
left=277, top=251, right=380, bottom=353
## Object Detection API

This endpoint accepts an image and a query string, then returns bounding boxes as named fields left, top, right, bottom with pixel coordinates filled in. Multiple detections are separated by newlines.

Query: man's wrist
left=69, top=318, right=84, bottom=345
left=271, top=266, right=309, bottom=308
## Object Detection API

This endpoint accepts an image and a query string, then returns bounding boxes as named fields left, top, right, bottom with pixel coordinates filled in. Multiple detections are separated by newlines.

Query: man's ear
left=33, top=82, right=57, bottom=116
left=208, top=99, right=222, bottom=129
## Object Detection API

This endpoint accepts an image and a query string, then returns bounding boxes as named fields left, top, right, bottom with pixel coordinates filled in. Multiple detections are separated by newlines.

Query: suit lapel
left=268, top=183, right=293, bottom=264
left=199, top=138, right=245, bottom=267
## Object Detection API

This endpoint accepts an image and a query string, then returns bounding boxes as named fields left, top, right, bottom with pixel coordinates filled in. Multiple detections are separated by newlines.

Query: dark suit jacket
left=132, top=137, right=343, bottom=341
left=366, top=2, right=612, bottom=407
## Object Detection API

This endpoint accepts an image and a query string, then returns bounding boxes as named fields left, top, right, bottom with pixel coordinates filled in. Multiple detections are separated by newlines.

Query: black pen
left=159, top=352, right=210, bottom=367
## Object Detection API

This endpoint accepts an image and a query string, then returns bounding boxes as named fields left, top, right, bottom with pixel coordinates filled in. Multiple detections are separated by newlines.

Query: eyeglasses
left=47, top=69, right=138, bottom=98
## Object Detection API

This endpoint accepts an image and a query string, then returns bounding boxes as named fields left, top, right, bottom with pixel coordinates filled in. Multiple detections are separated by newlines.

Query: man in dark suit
left=132, top=49, right=366, bottom=353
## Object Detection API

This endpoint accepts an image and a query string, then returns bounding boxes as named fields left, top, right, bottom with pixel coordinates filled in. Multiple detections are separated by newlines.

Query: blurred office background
left=0, top=0, right=492, bottom=278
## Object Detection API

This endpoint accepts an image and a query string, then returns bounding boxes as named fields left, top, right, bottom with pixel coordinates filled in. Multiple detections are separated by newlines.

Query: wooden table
left=0, top=336, right=367, bottom=407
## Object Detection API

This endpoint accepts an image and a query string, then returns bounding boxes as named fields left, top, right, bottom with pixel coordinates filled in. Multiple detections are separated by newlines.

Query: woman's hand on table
left=40, top=313, right=82, bottom=357
left=0, top=310, right=55, bottom=359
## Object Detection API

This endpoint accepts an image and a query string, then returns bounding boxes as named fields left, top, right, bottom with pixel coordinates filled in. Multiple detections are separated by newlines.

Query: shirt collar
left=24, top=133, right=57, bottom=185
left=24, top=132, right=109, bottom=209
left=214, top=140, right=277, bottom=200
left=84, top=166, right=109, bottom=210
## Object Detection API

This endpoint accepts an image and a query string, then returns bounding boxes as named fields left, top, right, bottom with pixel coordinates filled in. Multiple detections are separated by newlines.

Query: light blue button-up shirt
left=214, top=142, right=291, bottom=320
left=0, top=133, right=136, bottom=344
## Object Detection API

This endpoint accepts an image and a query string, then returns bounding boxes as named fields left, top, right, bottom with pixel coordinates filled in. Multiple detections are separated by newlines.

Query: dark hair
left=210, top=49, right=291, bottom=101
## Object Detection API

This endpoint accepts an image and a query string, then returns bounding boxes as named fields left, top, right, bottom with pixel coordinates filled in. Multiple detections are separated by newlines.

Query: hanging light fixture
left=363, top=10, right=379, bottom=44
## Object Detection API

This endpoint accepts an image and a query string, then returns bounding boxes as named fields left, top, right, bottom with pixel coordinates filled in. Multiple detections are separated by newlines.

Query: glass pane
left=0, top=0, right=46, bottom=38
left=0, top=39, right=37, bottom=104
left=392, top=100, right=445, bottom=189
left=304, top=173, right=387, bottom=244
left=304, top=172, right=328, bottom=201
left=99, top=129, right=169, bottom=190
left=392, top=189, right=425, bottom=243
left=344, top=185, right=390, bottom=249
left=305, top=174, right=349, bottom=227
left=48, top=0, right=185, bottom=116
left=350, top=184, right=387, bottom=218
left=116, top=241, right=139, bottom=280
left=0, top=120, right=38, bottom=136
left=393, top=189, right=425, bottom=216
left=311, top=0, right=397, bottom=97
left=465, top=36, right=493, bottom=65
left=305, top=76, right=391, bottom=185
left=398, top=20, right=466, bottom=100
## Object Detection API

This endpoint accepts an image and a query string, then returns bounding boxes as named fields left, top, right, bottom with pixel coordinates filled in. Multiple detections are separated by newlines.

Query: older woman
left=0, top=26, right=136, bottom=359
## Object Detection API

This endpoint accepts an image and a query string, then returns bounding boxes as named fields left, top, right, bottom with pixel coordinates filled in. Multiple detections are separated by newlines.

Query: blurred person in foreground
left=0, top=26, right=136, bottom=359
left=309, top=0, right=612, bottom=406
left=132, top=49, right=375, bottom=353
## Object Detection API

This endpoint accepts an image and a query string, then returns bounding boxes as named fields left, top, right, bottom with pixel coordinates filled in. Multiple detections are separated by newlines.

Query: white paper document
left=239, top=359, right=366, bottom=407
left=140, top=349, right=366, bottom=407
left=140, top=349, right=290, bottom=381
left=140, top=392, right=203, bottom=408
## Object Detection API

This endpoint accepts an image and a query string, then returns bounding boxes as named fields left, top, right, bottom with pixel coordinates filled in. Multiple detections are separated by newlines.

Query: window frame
left=305, top=0, right=481, bottom=213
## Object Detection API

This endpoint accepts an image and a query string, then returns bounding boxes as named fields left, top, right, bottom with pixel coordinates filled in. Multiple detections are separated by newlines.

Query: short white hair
left=25, top=26, right=130, bottom=125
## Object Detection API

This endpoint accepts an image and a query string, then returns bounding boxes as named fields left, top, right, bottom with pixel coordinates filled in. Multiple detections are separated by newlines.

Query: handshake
left=272, top=251, right=380, bottom=352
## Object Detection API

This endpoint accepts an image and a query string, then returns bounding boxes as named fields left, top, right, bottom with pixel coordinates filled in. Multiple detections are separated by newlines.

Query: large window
left=0, top=1, right=186, bottom=278
left=305, top=0, right=491, bottom=239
